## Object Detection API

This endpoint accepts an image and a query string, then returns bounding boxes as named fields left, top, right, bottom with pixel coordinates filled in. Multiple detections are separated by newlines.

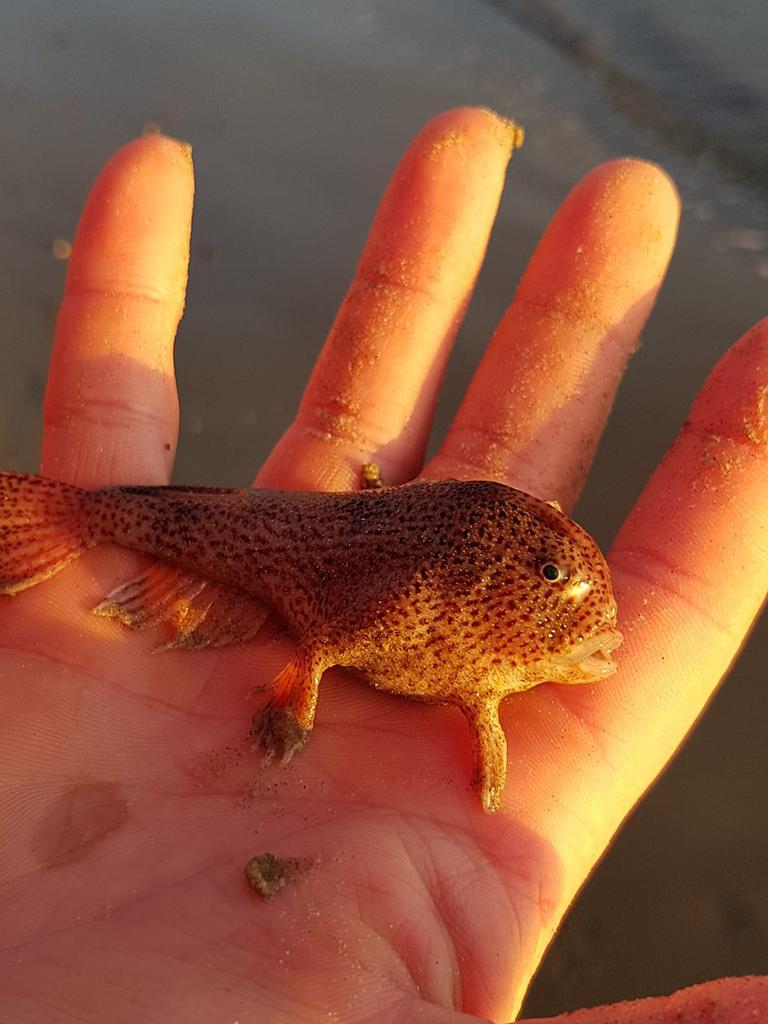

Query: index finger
left=513, top=323, right=768, bottom=937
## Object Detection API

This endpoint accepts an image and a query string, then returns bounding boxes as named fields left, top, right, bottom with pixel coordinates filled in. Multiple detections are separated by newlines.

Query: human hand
left=1, top=108, right=766, bottom=1023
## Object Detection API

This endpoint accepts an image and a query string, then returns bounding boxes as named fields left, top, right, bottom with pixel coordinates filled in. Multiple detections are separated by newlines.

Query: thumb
left=520, top=975, right=767, bottom=1023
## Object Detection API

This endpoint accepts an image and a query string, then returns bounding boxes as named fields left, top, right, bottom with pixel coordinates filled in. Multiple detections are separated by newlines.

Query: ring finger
left=256, top=107, right=522, bottom=492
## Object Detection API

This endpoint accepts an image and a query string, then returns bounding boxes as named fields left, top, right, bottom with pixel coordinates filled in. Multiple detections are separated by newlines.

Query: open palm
left=1, top=109, right=766, bottom=1024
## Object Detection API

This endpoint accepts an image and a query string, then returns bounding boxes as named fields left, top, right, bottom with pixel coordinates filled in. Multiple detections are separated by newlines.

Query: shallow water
left=1, top=0, right=766, bottom=1015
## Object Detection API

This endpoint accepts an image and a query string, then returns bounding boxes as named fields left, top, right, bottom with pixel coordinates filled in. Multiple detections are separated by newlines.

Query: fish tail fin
left=0, top=471, right=90, bottom=595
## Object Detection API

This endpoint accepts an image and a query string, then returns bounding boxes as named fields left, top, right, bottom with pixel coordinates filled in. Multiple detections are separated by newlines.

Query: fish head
left=498, top=491, right=623, bottom=685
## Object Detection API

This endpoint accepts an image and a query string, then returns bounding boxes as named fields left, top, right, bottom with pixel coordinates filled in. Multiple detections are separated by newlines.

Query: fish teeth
left=553, top=627, right=623, bottom=671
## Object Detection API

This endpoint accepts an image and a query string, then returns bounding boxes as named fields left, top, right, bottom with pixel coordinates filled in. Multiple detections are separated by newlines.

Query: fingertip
left=418, top=105, right=524, bottom=159
left=124, top=131, right=193, bottom=163
left=582, top=156, right=680, bottom=214
left=107, top=132, right=193, bottom=174
left=528, top=156, right=680, bottom=307
left=686, top=315, right=768, bottom=451
left=583, top=156, right=680, bottom=257
left=68, top=133, right=194, bottom=320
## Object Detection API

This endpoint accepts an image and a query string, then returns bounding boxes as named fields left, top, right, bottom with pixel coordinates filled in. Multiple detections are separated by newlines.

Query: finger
left=604, top=318, right=768, bottom=784
left=427, top=159, right=679, bottom=507
left=42, top=135, right=194, bottom=489
left=521, top=321, right=768, bottom=898
left=522, top=975, right=768, bottom=1024
left=256, top=107, right=523, bottom=491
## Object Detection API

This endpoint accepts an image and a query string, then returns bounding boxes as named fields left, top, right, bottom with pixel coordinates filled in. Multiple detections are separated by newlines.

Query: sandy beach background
left=1, top=0, right=766, bottom=1015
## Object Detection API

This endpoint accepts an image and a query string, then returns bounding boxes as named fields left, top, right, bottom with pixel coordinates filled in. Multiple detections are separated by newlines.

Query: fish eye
left=540, top=561, right=568, bottom=583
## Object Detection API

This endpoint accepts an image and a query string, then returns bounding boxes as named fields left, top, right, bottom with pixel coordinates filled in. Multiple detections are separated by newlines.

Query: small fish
left=0, top=469, right=621, bottom=812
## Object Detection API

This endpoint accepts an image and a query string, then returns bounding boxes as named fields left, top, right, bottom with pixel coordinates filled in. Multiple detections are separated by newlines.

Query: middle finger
left=426, top=159, right=679, bottom=508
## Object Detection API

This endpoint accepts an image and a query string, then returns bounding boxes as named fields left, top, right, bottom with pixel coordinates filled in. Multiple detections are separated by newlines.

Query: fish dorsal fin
left=92, top=563, right=269, bottom=652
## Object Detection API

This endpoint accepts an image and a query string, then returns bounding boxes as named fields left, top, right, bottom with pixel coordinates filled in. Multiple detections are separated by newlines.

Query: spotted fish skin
left=0, top=472, right=621, bottom=812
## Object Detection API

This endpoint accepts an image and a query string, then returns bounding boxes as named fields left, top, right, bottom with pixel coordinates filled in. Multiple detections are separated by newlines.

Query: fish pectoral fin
left=252, top=646, right=326, bottom=763
left=270, top=656, right=302, bottom=707
left=461, top=697, right=507, bottom=814
left=92, top=562, right=269, bottom=651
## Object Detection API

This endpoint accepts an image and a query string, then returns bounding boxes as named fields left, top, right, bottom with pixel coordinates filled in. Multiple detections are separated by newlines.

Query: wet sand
left=0, top=0, right=765, bottom=1016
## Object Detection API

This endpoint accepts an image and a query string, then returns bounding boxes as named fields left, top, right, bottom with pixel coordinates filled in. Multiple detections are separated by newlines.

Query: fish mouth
left=552, top=627, right=624, bottom=678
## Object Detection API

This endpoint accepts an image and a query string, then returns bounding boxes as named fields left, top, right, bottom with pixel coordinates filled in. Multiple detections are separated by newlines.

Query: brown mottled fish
left=0, top=468, right=621, bottom=812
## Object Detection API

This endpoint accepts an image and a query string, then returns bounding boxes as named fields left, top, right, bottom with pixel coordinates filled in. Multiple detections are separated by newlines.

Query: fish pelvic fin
left=0, top=471, right=90, bottom=594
